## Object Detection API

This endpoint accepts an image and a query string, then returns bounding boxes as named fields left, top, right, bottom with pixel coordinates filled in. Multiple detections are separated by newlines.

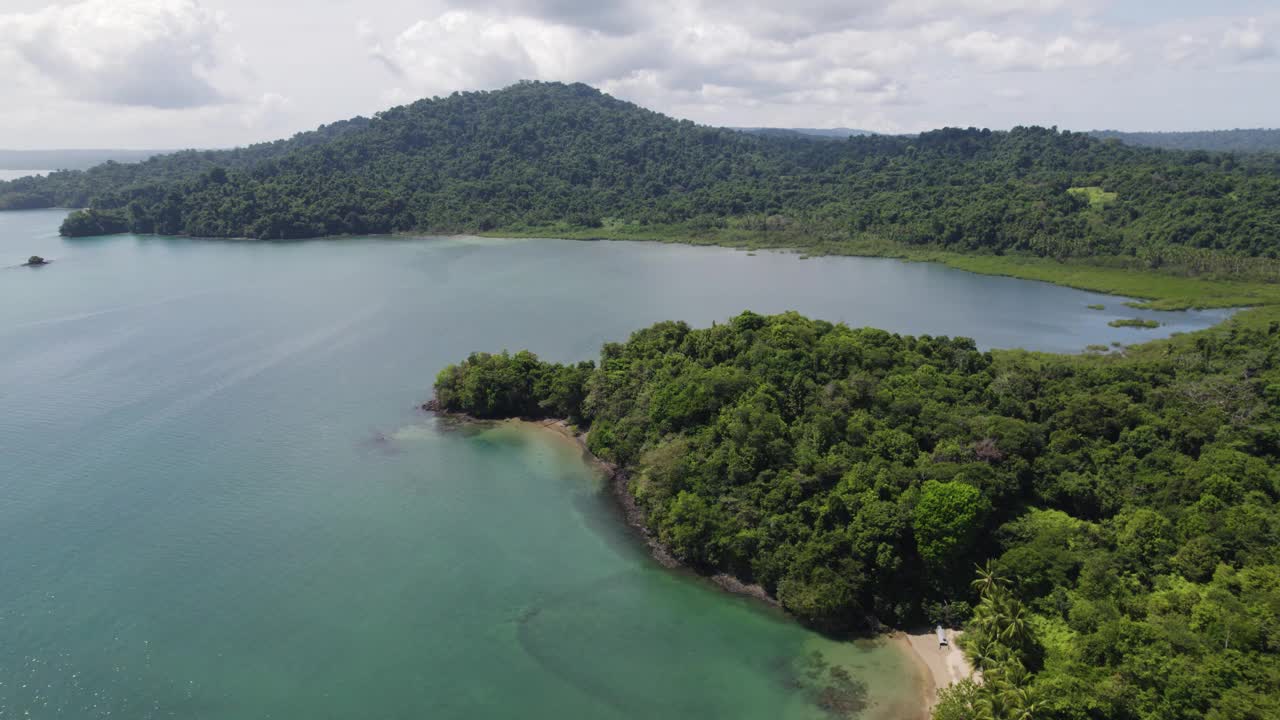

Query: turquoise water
left=0, top=210, right=1229, bottom=719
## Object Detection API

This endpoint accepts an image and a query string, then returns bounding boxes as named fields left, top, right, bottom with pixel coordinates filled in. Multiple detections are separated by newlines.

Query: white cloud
left=431, top=0, right=654, bottom=35
left=2, top=0, right=1278, bottom=146
left=1042, top=36, right=1128, bottom=68
left=353, top=0, right=1142, bottom=133
left=0, top=0, right=235, bottom=109
left=1164, top=33, right=1209, bottom=64
left=358, top=19, right=405, bottom=79
left=885, top=0, right=1070, bottom=24
left=359, top=11, right=657, bottom=96
left=386, top=12, right=538, bottom=91
left=240, top=92, right=292, bottom=128
left=821, top=68, right=891, bottom=92
left=362, top=3, right=923, bottom=119
left=946, top=31, right=1037, bottom=69
left=1223, top=18, right=1273, bottom=61
left=947, top=30, right=1127, bottom=70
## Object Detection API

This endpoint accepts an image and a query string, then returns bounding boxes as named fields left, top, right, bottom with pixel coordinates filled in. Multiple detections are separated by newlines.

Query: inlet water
left=0, top=210, right=1229, bottom=719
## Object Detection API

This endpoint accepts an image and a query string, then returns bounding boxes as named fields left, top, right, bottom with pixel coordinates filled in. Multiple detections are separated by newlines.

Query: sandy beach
left=893, top=629, right=976, bottom=716
left=512, top=417, right=594, bottom=454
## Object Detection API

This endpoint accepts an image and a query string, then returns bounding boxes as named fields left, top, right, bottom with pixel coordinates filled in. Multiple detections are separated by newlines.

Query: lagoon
left=0, top=209, right=1230, bottom=719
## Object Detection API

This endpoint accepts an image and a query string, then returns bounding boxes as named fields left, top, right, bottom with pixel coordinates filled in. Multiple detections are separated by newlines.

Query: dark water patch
left=513, top=569, right=792, bottom=718
left=358, top=427, right=405, bottom=455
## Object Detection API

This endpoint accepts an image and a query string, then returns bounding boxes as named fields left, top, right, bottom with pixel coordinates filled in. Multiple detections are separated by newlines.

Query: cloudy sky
left=0, top=0, right=1276, bottom=148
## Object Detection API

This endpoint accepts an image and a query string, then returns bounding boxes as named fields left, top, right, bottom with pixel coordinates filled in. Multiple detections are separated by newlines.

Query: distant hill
left=734, top=127, right=876, bottom=139
left=0, top=149, right=173, bottom=171
left=3, top=81, right=1279, bottom=262
left=0, top=117, right=371, bottom=212
left=1089, top=129, right=1280, bottom=154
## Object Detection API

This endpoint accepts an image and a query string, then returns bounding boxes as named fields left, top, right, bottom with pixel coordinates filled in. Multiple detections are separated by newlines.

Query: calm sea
left=0, top=209, right=1229, bottom=719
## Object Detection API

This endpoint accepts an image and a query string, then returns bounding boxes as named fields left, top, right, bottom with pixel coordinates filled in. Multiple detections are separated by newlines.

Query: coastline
left=482, top=227, right=1280, bottom=312
left=37, top=200, right=1276, bottom=316
left=476, top=228, right=1278, bottom=351
left=499, top=416, right=777, bottom=604
left=891, top=633, right=938, bottom=720
left=437, top=410, right=975, bottom=716
left=891, top=630, right=977, bottom=717
left=37, top=203, right=1273, bottom=333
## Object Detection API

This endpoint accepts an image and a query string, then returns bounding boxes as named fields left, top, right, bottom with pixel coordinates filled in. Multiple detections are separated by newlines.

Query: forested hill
left=4, top=81, right=1280, bottom=260
left=0, top=116, right=371, bottom=211
left=433, top=312, right=1280, bottom=720
left=1090, top=128, right=1280, bottom=154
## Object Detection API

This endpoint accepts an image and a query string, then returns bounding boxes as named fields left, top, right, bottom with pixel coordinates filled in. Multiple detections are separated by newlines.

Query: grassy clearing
left=1109, top=318, right=1161, bottom=329
left=915, top=253, right=1280, bottom=310
left=1067, top=186, right=1119, bottom=209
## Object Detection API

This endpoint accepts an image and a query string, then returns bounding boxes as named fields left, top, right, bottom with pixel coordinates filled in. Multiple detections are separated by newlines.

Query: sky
left=0, top=0, right=1276, bottom=149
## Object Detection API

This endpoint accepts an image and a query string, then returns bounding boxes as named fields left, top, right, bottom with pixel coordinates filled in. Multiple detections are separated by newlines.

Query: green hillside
left=3, top=82, right=1278, bottom=265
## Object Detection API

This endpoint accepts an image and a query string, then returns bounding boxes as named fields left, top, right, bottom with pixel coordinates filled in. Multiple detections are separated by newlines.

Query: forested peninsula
left=4, top=82, right=1280, bottom=278
left=432, top=311, right=1280, bottom=720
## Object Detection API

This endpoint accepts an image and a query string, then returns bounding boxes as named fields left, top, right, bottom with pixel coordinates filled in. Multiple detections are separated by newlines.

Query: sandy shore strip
left=892, top=629, right=976, bottom=716
left=509, top=417, right=593, bottom=453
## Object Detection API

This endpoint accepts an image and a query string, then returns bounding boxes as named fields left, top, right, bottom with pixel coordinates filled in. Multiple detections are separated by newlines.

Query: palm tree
left=977, top=691, right=1011, bottom=720
left=968, top=604, right=994, bottom=636
left=969, top=639, right=1003, bottom=672
left=1010, top=698, right=1045, bottom=720
left=996, top=658, right=1028, bottom=687
left=971, top=559, right=1009, bottom=598
left=972, top=697, right=1000, bottom=720
left=1002, top=684, right=1044, bottom=720
left=999, top=602, right=1031, bottom=649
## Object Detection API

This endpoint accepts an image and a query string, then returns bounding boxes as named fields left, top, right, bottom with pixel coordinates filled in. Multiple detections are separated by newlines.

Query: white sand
left=894, top=629, right=976, bottom=716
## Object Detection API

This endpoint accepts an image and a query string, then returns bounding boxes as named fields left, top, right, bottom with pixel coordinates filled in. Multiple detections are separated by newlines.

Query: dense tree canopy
left=435, top=311, right=1280, bottom=720
left=4, top=82, right=1280, bottom=262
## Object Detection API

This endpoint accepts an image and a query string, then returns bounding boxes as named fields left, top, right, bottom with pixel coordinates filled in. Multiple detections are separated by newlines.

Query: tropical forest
left=6, top=77, right=1280, bottom=720
left=3, top=82, right=1279, bottom=275
left=432, top=309, right=1280, bottom=720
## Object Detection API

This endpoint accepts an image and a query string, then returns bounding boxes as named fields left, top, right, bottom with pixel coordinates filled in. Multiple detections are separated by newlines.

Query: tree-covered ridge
left=1090, top=129, right=1280, bottom=154
left=434, top=312, right=1280, bottom=720
left=5, top=81, right=1280, bottom=260
left=0, top=116, right=370, bottom=211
